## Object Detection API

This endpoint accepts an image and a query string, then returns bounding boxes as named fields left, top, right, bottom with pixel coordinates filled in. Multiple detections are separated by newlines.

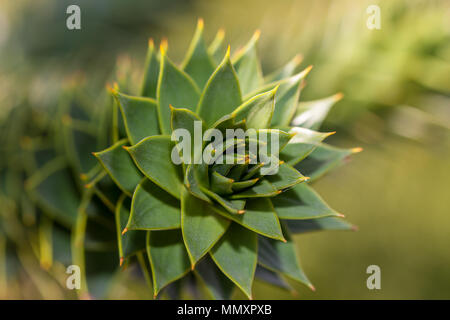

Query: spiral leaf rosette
left=92, top=19, right=360, bottom=299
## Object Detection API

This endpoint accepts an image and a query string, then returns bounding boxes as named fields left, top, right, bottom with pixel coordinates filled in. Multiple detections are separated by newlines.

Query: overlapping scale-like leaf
left=110, top=90, right=160, bottom=144
left=126, top=179, right=180, bottom=231
left=272, top=183, right=340, bottom=220
left=181, top=189, right=230, bottom=267
left=212, top=198, right=284, bottom=241
left=210, top=223, right=257, bottom=299
left=157, top=50, right=200, bottom=134
left=126, top=135, right=184, bottom=199
left=280, top=127, right=335, bottom=165
left=292, top=93, right=343, bottom=130
left=147, top=230, right=191, bottom=297
left=258, top=229, right=313, bottom=289
left=232, top=31, right=264, bottom=96
left=115, top=194, right=146, bottom=265
left=197, top=48, right=242, bottom=127
left=141, top=39, right=160, bottom=98
left=194, top=255, right=235, bottom=300
left=93, top=139, right=143, bottom=196
left=182, top=19, right=216, bottom=89
left=294, top=143, right=362, bottom=182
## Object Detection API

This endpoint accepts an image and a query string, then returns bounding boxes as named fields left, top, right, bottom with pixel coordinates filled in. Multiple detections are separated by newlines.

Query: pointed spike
left=148, top=38, right=154, bottom=48
left=197, top=17, right=204, bottom=30
left=337, top=213, right=345, bottom=218
left=309, top=284, right=316, bottom=292
left=225, top=45, right=231, bottom=59
left=334, top=92, right=344, bottom=101
left=304, top=65, right=313, bottom=75
left=119, top=257, right=124, bottom=267
left=106, top=83, right=115, bottom=94
left=326, top=131, right=336, bottom=137
left=272, top=84, right=281, bottom=95
left=253, top=29, right=261, bottom=41
left=352, top=147, right=363, bottom=153
left=237, top=210, right=245, bottom=215
left=293, top=54, right=303, bottom=64
left=121, top=227, right=128, bottom=235
left=217, top=28, right=225, bottom=39
left=160, top=38, right=168, bottom=55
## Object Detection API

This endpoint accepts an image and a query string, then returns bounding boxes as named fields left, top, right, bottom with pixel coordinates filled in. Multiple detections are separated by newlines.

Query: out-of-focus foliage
left=182, top=0, right=450, bottom=142
left=0, top=0, right=449, bottom=300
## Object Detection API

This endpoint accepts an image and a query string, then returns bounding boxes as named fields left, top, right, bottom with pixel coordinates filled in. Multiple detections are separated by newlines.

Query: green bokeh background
left=0, top=0, right=449, bottom=299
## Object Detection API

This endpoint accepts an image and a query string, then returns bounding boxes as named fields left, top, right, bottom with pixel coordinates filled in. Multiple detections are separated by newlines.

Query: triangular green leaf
left=200, top=186, right=246, bottom=214
left=184, top=164, right=211, bottom=203
left=181, top=189, right=230, bottom=267
left=280, top=127, right=334, bottom=165
left=272, top=183, right=339, bottom=220
left=182, top=19, right=216, bottom=88
left=157, top=51, right=200, bottom=134
left=212, top=198, right=285, bottom=241
left=147, top=230, right=190, bottom=297
left=210, top=171, right=234, bottom=195
left=232, top=87, right=277, bottom=129
left=232, top=31, right=264, bottom=95
left=141, top=39, right=160, bottom=98
left=197, top=48, right=242, bottom=127
left=230, top=179, right=278, bottom=199
left=127, top=179, right=180, bottom=230
left=126, top=135, right=184, bottom=199
left=194, top=255, right=235, bottom=300
left=210, top=223, right=257, bottom=299
left=265, top=162, right=308, bottom=190
left=292, top=93, right=343, bottom=130
left=231, top=177, right=259, bottom=192
left=93, top=139, right=143, bottom=196
left=115, top=194, right=146, bottom=264
left=271, top=68, right=311, bottom=127
left=255, top=265, right=292, bottom=291
left=258, top=231, right=312, bottom=288
left=294, top=143, right=362, bottom=182
left=111, top=90, right=160, bottom=144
